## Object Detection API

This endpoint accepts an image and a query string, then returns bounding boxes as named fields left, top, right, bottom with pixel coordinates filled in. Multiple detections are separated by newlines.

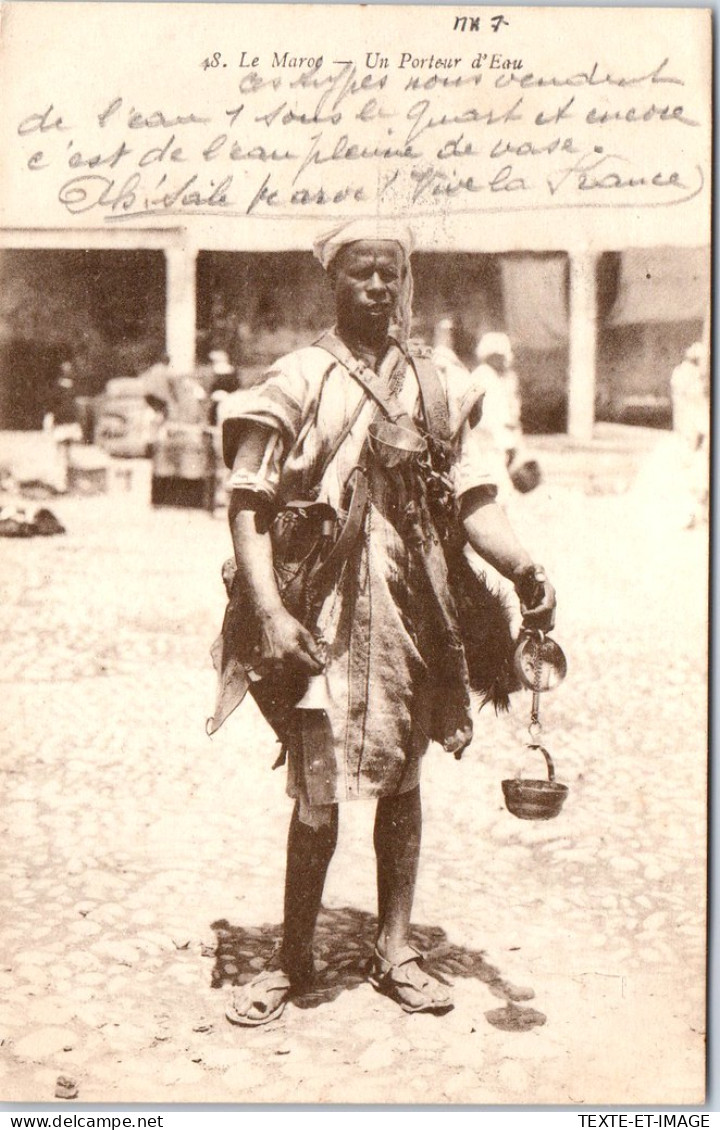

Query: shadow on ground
left=210, top=906, right=546, bottom=1029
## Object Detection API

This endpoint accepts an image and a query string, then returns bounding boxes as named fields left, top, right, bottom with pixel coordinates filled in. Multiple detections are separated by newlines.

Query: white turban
left=476, top=332, right=513, bottom=363
left=312, top=219, right=415, bottom=270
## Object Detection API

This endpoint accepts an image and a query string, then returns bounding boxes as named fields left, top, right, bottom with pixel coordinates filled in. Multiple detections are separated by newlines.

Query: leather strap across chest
left=314, top=330, right=452, bottom=443
left=305, top=332, right=452, bottom=603
left=313, top=330, right=410, bottom=426
left=407, top=347, right=452, bottom=444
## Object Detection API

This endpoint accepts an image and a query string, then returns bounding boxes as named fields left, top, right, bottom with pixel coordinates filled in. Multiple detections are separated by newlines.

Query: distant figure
left=472, top=333, right=522, bottom=465
left=141, top=352, right=208, bottom=426
left=208, top=350, right=238, bottom=426
left=45, top=361, right=79, bottom=428
left=47, top=362, right=83, bottom=491
left=669, top=341, right=709, bottom=527
left=670, top=342, right=708, bottom=451
left=472, top=332, right=542, bottom=497
left=431, top=316, right=463, bottom=371
left=140, top=353, right=173, bottom=417
left=469, top=334, right=518, bottom=501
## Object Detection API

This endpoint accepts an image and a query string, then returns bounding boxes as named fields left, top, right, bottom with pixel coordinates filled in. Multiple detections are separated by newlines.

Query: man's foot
left=225, top=946, right=316, bottom=1028
left=225, top=969, right=292, bottom=1027
left=368, top=945, right=453, bottom=1014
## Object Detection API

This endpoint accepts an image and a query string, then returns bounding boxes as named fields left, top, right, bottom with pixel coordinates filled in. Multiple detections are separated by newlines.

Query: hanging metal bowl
left=502, top=744, right=568, bottom=821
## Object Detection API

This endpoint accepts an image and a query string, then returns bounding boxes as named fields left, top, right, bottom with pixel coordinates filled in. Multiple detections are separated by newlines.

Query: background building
left=0, top=241, right=709, bottom=434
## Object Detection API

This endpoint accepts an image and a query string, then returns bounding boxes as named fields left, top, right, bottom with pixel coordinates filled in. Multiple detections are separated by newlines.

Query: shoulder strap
left=305, top=331, right=405, bottom=600
left=304, top=339, right=451, bottom=605
left=405, top=344, right=452, bottom=444
left=318, top=331, right=452, bottom=444
left=312, top=364, right=369, bottom=486
left=314, top=330, right=406, bottom=423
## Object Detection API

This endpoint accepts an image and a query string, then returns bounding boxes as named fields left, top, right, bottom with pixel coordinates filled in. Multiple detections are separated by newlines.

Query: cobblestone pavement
left=0, top=434, right=708, bottom=1106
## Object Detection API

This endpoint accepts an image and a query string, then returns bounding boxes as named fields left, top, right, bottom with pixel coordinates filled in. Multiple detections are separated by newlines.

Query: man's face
left=331, top=241, right=404, bottom=339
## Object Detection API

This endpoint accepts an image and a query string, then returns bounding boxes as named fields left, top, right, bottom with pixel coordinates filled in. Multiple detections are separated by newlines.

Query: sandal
left=225, top=969, right=292, bottom=1027
left=368, top=945, right=453, bottom=1014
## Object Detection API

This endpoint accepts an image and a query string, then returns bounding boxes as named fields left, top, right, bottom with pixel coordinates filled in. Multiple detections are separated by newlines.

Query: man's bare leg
left=372, top=786, right=452, bottom=1011
left=280, top=800, right=339, bottom=981
left=373, top=785, right=421, bottom=961
left=226, top=800, right=338, bottom=1025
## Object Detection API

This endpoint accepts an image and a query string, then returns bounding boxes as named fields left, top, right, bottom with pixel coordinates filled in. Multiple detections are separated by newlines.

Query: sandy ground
left=0, top=426, right=708, bottom=1106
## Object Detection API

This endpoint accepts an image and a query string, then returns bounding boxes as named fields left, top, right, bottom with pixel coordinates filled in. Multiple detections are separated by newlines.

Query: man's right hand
left=513, top=565, right=556, bottom=633
left=253, top=607, right=326, bottom=675
left=228, top=497, right=326, bottom=677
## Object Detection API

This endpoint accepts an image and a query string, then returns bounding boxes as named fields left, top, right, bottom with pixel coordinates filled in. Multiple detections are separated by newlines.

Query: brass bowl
left=502, top=744, right=568, bottom=821
left=501, top=777, right=568, bottom=821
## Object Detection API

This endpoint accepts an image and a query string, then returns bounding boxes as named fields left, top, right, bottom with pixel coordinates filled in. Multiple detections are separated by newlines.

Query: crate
left=67, top=445, right=112, bottom=495
left=67, top=464, right=109, bottom=495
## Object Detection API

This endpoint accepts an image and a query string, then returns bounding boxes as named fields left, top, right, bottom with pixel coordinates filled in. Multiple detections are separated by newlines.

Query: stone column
left=164, top=246, right=197, bottom=372
left=567, top=249, right=598, bottom=441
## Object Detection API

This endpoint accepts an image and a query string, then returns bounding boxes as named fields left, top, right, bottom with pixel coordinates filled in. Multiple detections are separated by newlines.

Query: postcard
left=0, top=2, right=711, bottom=1107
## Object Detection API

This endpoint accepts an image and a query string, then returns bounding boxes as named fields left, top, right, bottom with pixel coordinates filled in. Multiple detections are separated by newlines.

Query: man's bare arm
left=460, top=488, right=556, bottom=630
left=228, top=492, right=324, bottom=673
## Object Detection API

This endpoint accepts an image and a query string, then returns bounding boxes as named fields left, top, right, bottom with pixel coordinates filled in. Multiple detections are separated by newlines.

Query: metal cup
left=513, top=633, right=568, bottom=692
left=368, top=419, right=427, bottom=469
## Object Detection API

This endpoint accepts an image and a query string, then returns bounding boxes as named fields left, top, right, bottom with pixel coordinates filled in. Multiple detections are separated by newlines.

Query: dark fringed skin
left=416, top=443, right=520, bottom=714
left=445, top=548, right=520, bottom=712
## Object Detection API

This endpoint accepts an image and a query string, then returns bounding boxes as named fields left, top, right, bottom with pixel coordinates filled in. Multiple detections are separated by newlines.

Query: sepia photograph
left=0, top=1, right=711, bottom=1108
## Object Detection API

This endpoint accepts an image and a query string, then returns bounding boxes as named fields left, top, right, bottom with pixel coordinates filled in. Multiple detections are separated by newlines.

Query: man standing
left=670, top=341, right=708, bottom=451
left=472, top=332, right=522, bottom=459
left=669, top=341, right=709, bottom=527
left=212, top=221, right=556, bottom=1025
left=46, top=361, right=83, bottom=492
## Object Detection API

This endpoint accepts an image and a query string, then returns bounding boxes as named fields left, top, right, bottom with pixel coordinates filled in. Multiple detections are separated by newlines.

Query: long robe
left=211, top=335, right=496, bottom=815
